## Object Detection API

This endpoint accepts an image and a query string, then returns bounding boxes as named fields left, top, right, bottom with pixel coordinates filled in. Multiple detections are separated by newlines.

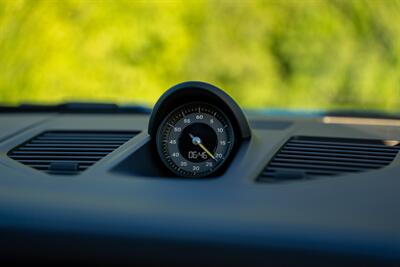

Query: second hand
left=189, top=133, right=217, bottom=161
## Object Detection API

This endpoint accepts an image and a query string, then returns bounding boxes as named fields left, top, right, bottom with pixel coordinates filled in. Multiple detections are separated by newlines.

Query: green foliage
left=0, top=0, right=399, bottom=111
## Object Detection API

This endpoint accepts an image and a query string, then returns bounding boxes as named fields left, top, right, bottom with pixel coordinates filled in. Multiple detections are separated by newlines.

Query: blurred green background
left=0, top=0, right=399, bottom=112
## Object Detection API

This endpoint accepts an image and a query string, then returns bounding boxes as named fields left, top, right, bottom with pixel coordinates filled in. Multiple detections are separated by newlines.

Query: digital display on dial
left=156, top=102, right=235, bottom=177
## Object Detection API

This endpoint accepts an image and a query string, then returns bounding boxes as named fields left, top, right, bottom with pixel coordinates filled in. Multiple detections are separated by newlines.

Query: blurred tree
left=0, top=0, right=399, bottom=112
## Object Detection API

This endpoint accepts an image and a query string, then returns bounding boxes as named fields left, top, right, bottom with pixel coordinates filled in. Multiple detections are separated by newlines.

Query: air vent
left=8, top=131, right=139, bottom=174
left=259, top=136, right=400, bottom=182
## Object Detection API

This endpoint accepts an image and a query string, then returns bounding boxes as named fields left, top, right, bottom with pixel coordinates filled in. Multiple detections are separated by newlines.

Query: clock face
left=156, top=102, right=235, bottom=177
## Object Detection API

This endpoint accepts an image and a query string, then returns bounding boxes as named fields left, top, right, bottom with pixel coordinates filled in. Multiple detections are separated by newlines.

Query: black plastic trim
left=148, top=81, right=251, bottom=139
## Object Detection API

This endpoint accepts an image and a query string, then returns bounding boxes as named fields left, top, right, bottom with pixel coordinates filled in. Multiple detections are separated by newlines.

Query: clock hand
left=198, top=143, right=216, bottom=161
left=189, top=133, right=216, bottom=160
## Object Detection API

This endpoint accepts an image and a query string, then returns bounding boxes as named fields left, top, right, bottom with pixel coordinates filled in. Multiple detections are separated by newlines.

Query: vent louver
left=8, top=131, right=138, bottom=174
left=259, top=136, right=400, bottom=182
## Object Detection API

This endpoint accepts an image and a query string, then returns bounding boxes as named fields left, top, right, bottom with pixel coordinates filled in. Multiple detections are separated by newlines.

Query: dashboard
left=1, top=82, right=400, bottom=266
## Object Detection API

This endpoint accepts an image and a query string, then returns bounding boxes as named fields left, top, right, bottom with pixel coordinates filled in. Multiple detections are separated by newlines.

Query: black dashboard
left=1, top=82, right=400, bottom=266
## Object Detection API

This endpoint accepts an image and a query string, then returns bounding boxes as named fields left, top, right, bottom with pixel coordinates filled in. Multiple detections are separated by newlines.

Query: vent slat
left=258, top=136, right=399, bottom=182
left=274, top=154, right=392, bottom=164
left=16, top=159, right=97, bottom=164
left=28, top=163, right=93, bottom=167
left=18, top=147, right=115, bottom=152
left=290, top=139, right=400, bottom=149
left=37, top=136, right=130, bottom=141
left=10, top=155, right=104, bottom=160
left=264, top=167, right=341, bottom=176
left=8, top=131, right=138, bottom=174
left=272, top=158, right=387, bottom=168
left=11, top=151, right=110, bottom=156
left=42, top=133, right=135, bottom=138
left=31, top=140, right=127, bottom=144
left=269, top=162, right=379, bottom=172
left=281, top=147, right=397, bottom=156
left=277, top=150, right=394, bottom=160
left=25, top=143, right=121, bottom=148
left=286, top=143, right=399, bottom=153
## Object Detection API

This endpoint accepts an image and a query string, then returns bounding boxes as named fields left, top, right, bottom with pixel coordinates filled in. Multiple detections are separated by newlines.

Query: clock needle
left=189, top=133, right=216, bottom=161
left=198, top=143, right=216, bottom=160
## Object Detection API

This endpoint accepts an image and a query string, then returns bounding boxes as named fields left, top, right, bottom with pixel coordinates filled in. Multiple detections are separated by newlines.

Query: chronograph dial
left=156, top=102, right=235, bottom=177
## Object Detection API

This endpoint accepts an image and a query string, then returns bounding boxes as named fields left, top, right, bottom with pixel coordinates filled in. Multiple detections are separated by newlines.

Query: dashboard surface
left=0, top=111, right=400, bottom=266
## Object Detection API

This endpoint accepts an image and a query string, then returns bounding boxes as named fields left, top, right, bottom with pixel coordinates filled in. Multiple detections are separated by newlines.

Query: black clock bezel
left=148, top=81, right=251, bottom=178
